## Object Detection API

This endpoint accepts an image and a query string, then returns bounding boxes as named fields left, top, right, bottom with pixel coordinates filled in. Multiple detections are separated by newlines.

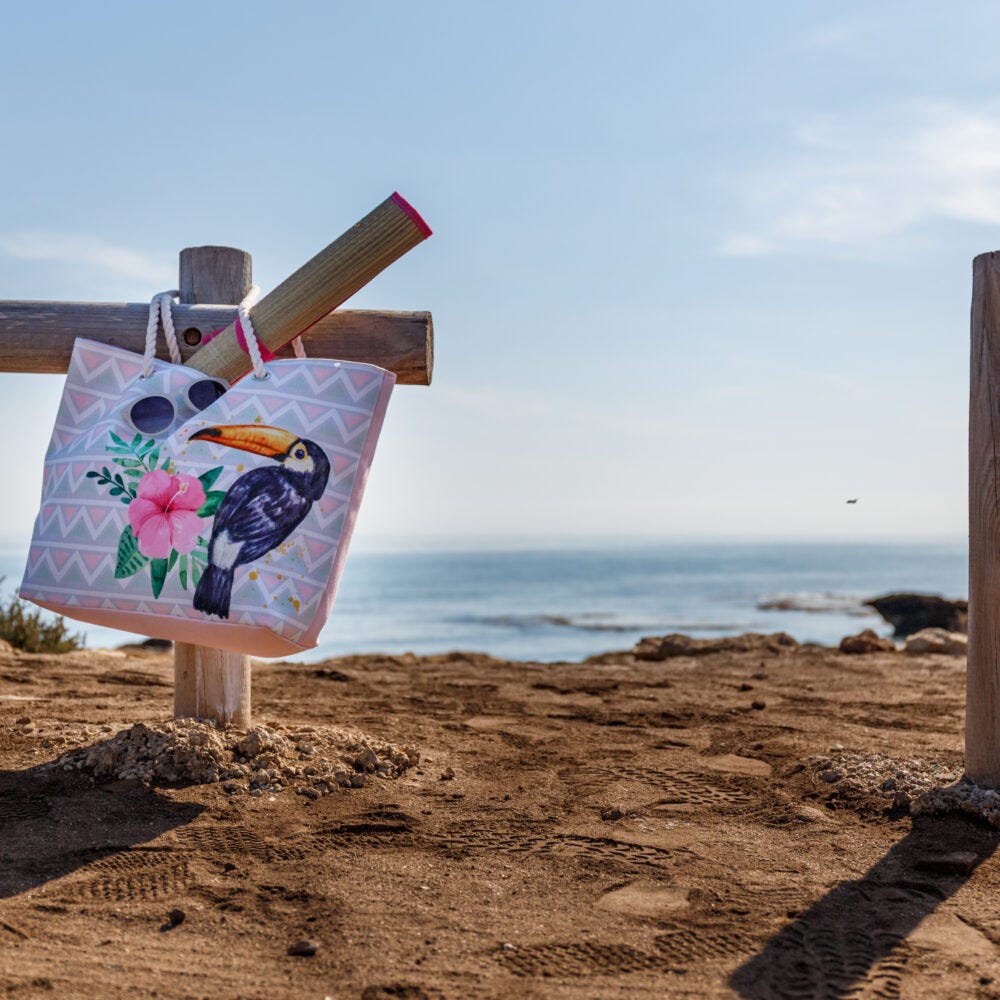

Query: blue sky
left=0, top=2, right=994, bottom=544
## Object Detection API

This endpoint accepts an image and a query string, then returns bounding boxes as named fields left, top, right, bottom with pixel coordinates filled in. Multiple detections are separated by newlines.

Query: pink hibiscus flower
left=128, top=470, right=206, bottom=559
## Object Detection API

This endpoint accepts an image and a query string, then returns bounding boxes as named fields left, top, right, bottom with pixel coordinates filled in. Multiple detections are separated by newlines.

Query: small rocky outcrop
left=865, top=594, right=967, bottom=637
left=633, top=632, right=798, bottom=661
left=117, top=637, right=173, bottom=655
left=53, top=720, right=418, bottom=796
left=903, top=628, right=968, bottom=656
left=839, top=629, right=896, bottom=654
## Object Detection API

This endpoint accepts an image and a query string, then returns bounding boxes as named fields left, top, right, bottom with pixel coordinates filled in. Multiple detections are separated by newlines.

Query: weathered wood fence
left=0, top=194, right=433, bottom=728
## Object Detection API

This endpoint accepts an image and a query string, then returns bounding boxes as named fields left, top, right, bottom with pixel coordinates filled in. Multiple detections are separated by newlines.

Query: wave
left=756, top=592, right=874, bottom=616
left=460, top=613, right=745, bottom=634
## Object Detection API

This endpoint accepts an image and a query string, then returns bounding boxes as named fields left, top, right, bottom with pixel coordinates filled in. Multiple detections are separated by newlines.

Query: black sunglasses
left=129, top=379, right=228, bottom=435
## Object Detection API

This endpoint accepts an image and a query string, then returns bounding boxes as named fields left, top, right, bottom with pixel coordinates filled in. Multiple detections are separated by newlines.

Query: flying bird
left=189, top=424, right=331, bottom=619
left=846, top=498, right=858, bottom=504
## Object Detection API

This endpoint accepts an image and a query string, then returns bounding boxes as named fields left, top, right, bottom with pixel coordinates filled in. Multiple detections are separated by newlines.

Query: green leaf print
left=114, top=527, right=149, bottom=579
left=196, top=491, right=227, bottom=518
left=149, top=558, right=169, bottom=598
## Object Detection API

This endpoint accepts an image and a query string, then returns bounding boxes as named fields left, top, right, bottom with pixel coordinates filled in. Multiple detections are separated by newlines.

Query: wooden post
left=968, top=251, right=1000, bottom=784
left=173, top=247, right=253, bottom=729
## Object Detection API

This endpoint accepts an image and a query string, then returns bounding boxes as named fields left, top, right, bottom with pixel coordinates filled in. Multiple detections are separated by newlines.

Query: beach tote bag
left=19, top=290, right=395, bottom=657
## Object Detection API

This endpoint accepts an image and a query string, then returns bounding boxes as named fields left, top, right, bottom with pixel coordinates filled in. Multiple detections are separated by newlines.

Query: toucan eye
left=294, top=448, right=306, bottom=459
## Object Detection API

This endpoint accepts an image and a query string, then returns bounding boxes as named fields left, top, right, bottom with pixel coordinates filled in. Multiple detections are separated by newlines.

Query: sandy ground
left=1, top=635, right=998, bottom=999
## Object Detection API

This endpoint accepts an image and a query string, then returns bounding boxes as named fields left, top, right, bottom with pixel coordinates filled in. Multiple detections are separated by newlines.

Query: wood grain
left=173, top=246, right=252, bottom=729
left=173, top=643, right=252, bottom=729
left=179, top=247, right=253, bottom=306
left=0, top=301, right=432, bottom=384
left=968, top=251, right=1000, bottom=784
left=184, top=193, right=431, bottom=382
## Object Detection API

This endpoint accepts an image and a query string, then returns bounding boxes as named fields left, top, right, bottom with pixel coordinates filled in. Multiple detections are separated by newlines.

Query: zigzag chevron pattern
left=21, top=339, right=394, bottom=655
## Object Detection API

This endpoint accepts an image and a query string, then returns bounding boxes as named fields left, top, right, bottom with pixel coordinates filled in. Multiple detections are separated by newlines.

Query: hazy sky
left=0, top=2, right=994, bottom=545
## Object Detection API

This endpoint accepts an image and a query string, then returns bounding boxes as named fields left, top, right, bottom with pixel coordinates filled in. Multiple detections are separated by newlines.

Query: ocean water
left=0, top=539, right=968, bottom=663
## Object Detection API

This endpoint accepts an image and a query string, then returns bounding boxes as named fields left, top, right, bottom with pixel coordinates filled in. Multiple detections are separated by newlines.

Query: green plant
left=0, top=580, right=83, bottom=653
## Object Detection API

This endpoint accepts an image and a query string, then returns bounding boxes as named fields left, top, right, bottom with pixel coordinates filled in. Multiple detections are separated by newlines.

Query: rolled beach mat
left=184, top=192, right=432, bottom=382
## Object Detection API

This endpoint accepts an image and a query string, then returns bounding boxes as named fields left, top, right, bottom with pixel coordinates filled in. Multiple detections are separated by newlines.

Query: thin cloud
left=0, top=231, right=172, bottom=286
left=787, top=20, right=870, bottom=52
left=720, top=103, right=1000, bottom=256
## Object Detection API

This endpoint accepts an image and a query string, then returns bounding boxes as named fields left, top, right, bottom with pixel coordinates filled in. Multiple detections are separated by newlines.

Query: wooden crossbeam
left=0, top=302, right=432, bottom=384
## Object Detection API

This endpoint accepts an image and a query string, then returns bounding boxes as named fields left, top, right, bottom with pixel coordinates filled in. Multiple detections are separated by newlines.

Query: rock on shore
left=865, top=593, right=967, bottom=636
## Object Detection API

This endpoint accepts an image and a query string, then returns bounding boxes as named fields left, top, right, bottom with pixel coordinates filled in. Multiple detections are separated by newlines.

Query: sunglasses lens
left=188, top=379, right=227, bottom=411
left=130, top=395, right=175, bottom=435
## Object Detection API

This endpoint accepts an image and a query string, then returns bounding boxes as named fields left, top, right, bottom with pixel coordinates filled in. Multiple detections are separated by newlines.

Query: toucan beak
left=189, top=424, right=299, bottom=458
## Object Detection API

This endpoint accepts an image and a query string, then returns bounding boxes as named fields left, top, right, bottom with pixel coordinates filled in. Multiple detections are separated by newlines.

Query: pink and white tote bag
left=19, top=292, right=394, bottom=657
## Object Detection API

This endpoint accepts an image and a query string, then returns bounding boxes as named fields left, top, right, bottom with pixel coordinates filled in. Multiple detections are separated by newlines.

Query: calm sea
left=0, top=539, right=968, bottom=663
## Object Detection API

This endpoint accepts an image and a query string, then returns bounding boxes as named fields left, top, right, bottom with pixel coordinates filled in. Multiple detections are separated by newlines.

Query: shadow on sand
left=730, top=813, right=999, bottom=998
left=0, top=757, right=204, bottom=899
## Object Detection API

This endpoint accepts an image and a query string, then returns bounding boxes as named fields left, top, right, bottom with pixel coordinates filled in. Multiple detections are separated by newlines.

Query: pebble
left=287, top=939, right=319, bottom=957
left=820, top=769, right=844, bottom=784
left=249, top=788, right=263, bottom=798
left=297, top=787, right=320, bottom=800
left=795, top=806, right=826, bottom=823
left=600, top=805, right=626, bottom=821
left=222, top=781, right=241, bottom=794
left=750, top=701, right=766, bottom=711
left=439, top=767, right=456, bottom=782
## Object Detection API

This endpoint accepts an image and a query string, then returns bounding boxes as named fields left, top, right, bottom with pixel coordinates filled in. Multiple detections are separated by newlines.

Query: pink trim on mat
left=200, top=317, right=277, bottom=362
left=391, top=192, right=433, bottom=238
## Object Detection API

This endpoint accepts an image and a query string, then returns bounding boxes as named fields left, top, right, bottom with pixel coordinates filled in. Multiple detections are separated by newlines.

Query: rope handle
left=144, top=288, right=306, bottom=380
left=143, top=291, right=182, bottom=376
left=238, top=286, right=267, bottom=378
